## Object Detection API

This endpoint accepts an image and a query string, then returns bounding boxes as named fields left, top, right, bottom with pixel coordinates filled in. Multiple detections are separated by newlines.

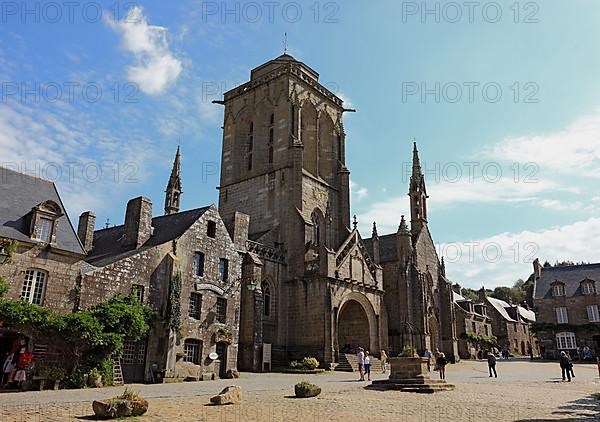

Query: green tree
left=461, top=287, right=479, bottom=302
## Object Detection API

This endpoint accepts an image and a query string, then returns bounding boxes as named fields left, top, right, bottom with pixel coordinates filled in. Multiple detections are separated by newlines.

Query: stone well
left=371, top=357, right=454, bottom=393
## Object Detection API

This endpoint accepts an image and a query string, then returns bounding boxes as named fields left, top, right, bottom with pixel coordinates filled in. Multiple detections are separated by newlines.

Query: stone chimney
left=533, top=258, right=542, bottom=280
left=227, top=211, right=249, bottom=250
left=124, top=196, right=153, bottom=248
left=77, top=211, right=96, bottom=253
left=478, top=286, right=487, bottom=302
left=452, top=283, right=461, bottom=295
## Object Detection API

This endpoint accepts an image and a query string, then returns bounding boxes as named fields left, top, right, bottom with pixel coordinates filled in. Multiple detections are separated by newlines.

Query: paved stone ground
left=0, top=360, right=598, bottom=421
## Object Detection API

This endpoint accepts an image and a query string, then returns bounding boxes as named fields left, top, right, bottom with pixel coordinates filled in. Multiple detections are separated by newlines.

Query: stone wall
left=1, top=243, right=82, bottom=314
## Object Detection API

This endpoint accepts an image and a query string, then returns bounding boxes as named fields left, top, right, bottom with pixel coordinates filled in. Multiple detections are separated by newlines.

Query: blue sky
left=2, top=0, right=600, bottom=288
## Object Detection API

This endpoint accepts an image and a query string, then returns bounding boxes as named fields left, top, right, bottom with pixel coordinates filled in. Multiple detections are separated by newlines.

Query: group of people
left=1, top=340, right=34, bottom=390
left=356, top=348, right=391, bottom=381
left=423, top=348, right=449, bottom=379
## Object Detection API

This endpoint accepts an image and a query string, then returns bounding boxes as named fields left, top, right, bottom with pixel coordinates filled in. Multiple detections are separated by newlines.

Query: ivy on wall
left=167, top=270, right=182, bottom=337
left=0, top=293, right=155, bottom=388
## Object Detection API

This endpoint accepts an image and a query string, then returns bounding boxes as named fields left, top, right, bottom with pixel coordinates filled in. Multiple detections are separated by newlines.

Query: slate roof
left=453, top=291, right=466, bottom=302
left=86, top=206, right=210, bottom=267
left=486, top=296, right=518, bottom=322
left=0, top=166, right=84, bottom=254
left=534, top=263, right=600, bottom=300
left=517, top=306, right=536, bottom=322
left=363, top=233, right=398, bottom=263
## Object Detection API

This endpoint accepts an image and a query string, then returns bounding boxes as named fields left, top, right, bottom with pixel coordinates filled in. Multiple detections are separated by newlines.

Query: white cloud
left=350, top=180, right=368, bottom=202
left=106, top=6, right=182, bottom=95
left=484, top=110, right=600, bottom=177
left=440, top=218, right=600, bottom=289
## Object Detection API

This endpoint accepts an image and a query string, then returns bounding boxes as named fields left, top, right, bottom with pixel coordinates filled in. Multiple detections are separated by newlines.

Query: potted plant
left=39, top=366, right=66, bottom=390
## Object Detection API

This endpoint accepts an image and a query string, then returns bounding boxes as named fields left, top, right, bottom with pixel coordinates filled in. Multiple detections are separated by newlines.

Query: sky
left=1, top=0, right=600, bottom=289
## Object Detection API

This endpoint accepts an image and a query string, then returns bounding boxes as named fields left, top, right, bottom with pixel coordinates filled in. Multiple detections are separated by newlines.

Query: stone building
left=0, top=167, right=86, bottom=362
left=451, top=284, right=493, bottom=359
left=532, top=259, right=600, bottom=359
left=363, top=145, right=458, bottom=360
left=478, top=288, right=536, bottom=356
left=78, top=150, right=246, bottom=382
left=215, top=53, right=458, bottom=369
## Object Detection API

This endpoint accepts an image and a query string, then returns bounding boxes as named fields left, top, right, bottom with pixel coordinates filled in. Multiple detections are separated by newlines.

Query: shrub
left=301, top=356, right=319, bottom=370
left=399, top=346, right=417, bottom=357
left=288, top=357, right=320, bottom=370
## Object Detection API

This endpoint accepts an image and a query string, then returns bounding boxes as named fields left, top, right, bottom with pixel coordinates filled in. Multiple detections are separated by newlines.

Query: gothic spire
left=398, top=215, right=410, bottom=234
left=409, top=141, right=428, bottom=234
left=372, top=221, right=378, bottom=238
left=164, top=146, right=182, bottom=215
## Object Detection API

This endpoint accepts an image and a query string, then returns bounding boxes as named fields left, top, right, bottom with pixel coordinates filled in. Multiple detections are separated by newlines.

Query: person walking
left=380, top=350, right=388, bottom=373
left=560, top=351, right=571, bottom=382
left=357, top=347, right=365, bottom=381
left=433, top=348, right=441, bottom=370
left=364, top=351, right=372, bottom=381
left=487, top=351, right=497, bottom=378
left=1, top=352, right=14, bottom=388
left=436, top=352, right=448, bottom=380
left=424, top=348, right=432, bottom=372
left=566, top=351, right=575, bottom=378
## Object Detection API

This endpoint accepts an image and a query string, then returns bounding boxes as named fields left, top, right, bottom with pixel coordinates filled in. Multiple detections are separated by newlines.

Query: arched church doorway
left=338, top=300, right=370, bottom=353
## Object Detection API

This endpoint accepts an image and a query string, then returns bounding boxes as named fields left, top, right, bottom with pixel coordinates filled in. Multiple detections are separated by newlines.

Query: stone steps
left=371, top=379, right=455, bottom=393
left=335, top=353, right=383, bottom=372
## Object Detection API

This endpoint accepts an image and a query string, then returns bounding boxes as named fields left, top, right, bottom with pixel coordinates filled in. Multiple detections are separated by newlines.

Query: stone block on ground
left=294, top=382, right=321, bottom=398
left=210, top=385, right=241, bottom=405
left=225, top=369, right=240, bottom=379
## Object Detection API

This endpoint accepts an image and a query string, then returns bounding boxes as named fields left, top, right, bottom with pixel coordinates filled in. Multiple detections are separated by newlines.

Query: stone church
left=216, top=53, right=458, bottom=370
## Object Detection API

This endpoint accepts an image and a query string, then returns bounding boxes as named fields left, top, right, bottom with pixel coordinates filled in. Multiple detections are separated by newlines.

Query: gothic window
left=262, top=281, right=271, bottom=317
left=311, top=211, right=321, bottom=245
left=183, top=339, right=201, bottom=364
left=247, top=121, right=254, bottom=171
left=21, top=269, right=47, bottom=305
left=270, top=113, right=274, bottom=125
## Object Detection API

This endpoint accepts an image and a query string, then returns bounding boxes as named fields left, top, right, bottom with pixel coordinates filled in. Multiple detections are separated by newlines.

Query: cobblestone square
left=0, top=360, right=598, bottom=421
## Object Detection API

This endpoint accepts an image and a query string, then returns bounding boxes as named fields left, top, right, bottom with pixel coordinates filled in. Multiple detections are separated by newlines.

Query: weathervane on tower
left=283, top=32, right=288, bottom=54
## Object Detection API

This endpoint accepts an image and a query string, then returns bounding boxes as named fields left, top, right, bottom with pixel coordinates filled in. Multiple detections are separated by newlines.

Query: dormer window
left=582, top=280, right=595, bottom=295
left=551, top=282, right=566, bottom=297
left=30, top=200, right=62, bottom=244
left=35, top=218, right=53, bottom=242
